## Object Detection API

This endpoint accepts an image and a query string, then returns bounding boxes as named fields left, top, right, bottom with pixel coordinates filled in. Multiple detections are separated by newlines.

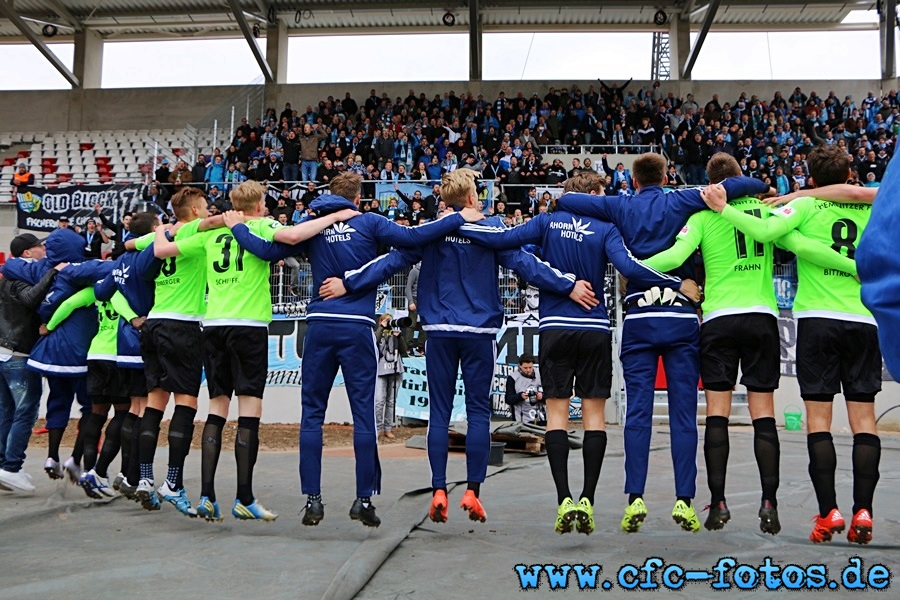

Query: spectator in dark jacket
left=0, top=234, right=62, bottom=492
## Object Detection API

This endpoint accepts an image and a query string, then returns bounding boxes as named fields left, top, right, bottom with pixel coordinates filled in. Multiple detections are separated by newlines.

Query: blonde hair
left=440, top=169, right=477, bottom=208
left=329, top=172, right=362, bottom=202
left=170, top=187, right=206, bottom=220
left=563, top=171, right=605, bottom=194
left=230, top=180, right=266, bottom=212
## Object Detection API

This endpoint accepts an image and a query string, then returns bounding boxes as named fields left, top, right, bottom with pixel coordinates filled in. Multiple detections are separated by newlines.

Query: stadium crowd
left=120, top=81, right=897, bottom=220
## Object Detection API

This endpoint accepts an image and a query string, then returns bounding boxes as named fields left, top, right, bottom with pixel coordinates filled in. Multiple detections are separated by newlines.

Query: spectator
left=143, top=183, right=169, bottom=214
left=222, top=163, right=246, bottom=197
left=155, top=158, right=171, bottom=191
left=10, top=163, right=34, bottom=198
left=81, top=218, right=108, bottom=259
left=298, top=123, right=326, bottom=182
left=505, top=353, right=544, bottom=425
left=94, top=204, right=133, bottom=258
left=191, top=154, right=208, bottom=184
left=204, top=154, right=226, bottom=186
left=167, top=160, right=193, bottom=190
left=0, top=234, right=62, bottom=492
left=259, top=153, right=284, bottom=184
left=375, top=313, right=407, bottom=440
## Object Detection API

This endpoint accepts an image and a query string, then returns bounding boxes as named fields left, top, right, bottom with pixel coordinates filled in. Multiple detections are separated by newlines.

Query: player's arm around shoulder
left=642, top=213, right=704, bottom=273
left=705, top=184, right=799, bottom=243
left=273, top=208, right=359, bottom=245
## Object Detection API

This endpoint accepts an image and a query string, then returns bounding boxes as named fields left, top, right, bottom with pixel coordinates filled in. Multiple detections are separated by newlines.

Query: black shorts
left=700, top=313, right=780, bottom=392
left=86, top=360, right=129, bottom=404
left=121, top=367, right=149, bottom=398
left=141, top=319, right=204, bottom=397
left=797, top=318, right=882, bottom=402
left=203, top=325, right=268, bottom=399
left=539, top=329, right=612, bottom=399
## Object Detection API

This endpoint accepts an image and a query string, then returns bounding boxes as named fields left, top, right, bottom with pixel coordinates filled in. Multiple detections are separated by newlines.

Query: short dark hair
left=518, top=353, right=535, bottom=365
left=129, top=212, right=160, bottom=237
left=808, top=144, right=851, bottom=187
left=631, top=153, right=667, bottom=188
left=706, top=152, right=741, bottom=184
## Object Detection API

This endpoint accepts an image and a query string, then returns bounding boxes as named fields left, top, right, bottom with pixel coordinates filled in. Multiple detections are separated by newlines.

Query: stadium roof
left=0, top=1, right=881, bottom=41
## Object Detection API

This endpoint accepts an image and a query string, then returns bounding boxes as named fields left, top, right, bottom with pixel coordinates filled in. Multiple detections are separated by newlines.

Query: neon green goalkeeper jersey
left=645, top=198, right=776, bottom=321
left=720, top=196, right=873, bottom=325
left=135, top=219, right=206, bottom=321
left=175, top=218, right=283, bottom=326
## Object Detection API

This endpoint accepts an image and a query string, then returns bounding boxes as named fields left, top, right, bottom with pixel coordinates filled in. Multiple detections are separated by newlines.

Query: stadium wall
left=0, top=80, right=886, bottom=133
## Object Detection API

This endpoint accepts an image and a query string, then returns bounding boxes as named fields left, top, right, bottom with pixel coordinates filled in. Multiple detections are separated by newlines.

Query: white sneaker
left=62, top=457, right=82, bottom=484
left=0, top=468, right=36, bottom=493
left=44, top=458, right=64, bottom=480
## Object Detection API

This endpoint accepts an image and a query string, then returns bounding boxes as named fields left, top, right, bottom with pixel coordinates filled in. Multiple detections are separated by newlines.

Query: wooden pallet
left=448, top=431, right=545, bottom=455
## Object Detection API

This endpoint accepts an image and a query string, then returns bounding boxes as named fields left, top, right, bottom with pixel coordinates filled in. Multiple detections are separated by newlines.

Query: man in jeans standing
left=0, top=234, right=64, bottom=492
left=299, top=123, right=327, bottom=183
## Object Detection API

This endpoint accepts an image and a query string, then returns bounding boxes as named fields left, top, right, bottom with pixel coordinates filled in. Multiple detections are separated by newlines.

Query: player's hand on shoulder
left=762, top=191, right=796, bottom=206
left=334, top=208, right=359, bottom=221
left=701, top=184, right=727, bottom=213
left=54, top=262, right=69, bottom=272
left=679, top=279, right=702, bottom=303
left=569, top=280, right=600, bottom=311
left=223, top=210, right=245, bottom=229
left=460, top=207, right=485, bottom=223
left=319, top=277, right=347, bottom=300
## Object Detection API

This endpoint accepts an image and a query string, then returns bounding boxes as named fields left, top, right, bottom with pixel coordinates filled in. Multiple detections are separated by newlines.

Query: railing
left=538, top=143, right=664, bottom=157
left=187, top=77, right=266, bottom=159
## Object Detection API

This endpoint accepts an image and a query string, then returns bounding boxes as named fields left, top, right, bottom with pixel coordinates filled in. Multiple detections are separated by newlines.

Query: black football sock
left=235, top=416, right=260, bottom=506
left=704, top=416, right=730, bottom=504
left=580, top=430, right=607, bottom=505
left=545, top=429, right=571, bottom=504
left=201, top=415, right=226, bottom=502
left=139, top=407, right=164, bottom=482
left=753, top=417, right=780, bottom=508
left=852, top=433, right=881, bottom=515
left=81, top=412, right=108, bottom=472
left=807, top=432, right=838, bottom=517
left=95, top=409, right=127, bottom=478
left=167, top=405, right=197, bottom=490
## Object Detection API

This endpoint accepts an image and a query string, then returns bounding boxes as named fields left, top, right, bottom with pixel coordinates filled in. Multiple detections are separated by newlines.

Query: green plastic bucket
left=784, top=404, right=803, bottom=431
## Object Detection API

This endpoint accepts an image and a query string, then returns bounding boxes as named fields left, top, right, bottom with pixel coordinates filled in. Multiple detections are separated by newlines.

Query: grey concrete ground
left=1, top=427, right=899, bottom=600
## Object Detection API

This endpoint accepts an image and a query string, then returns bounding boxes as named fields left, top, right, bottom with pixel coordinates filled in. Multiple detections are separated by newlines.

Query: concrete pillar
left=73, top=29, right=103, bottom=89
left=264, top=20, right=288, bottom=109
left=669, top=16, right=691, bottom=81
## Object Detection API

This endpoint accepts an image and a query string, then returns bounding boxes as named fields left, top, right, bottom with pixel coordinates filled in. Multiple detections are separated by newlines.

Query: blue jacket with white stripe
left=556, top=177, right=769, bottom=300
left=458, top=211, right=681, bottom=332
left=1, top=229, right=112, bottom=376
left=341, top=215, right=578, bottom=338
left=94, top=246, right=161, bottom=368
left=29, top=260, right=114, bottom=377
left=229, top=194, right=467, bottom=327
